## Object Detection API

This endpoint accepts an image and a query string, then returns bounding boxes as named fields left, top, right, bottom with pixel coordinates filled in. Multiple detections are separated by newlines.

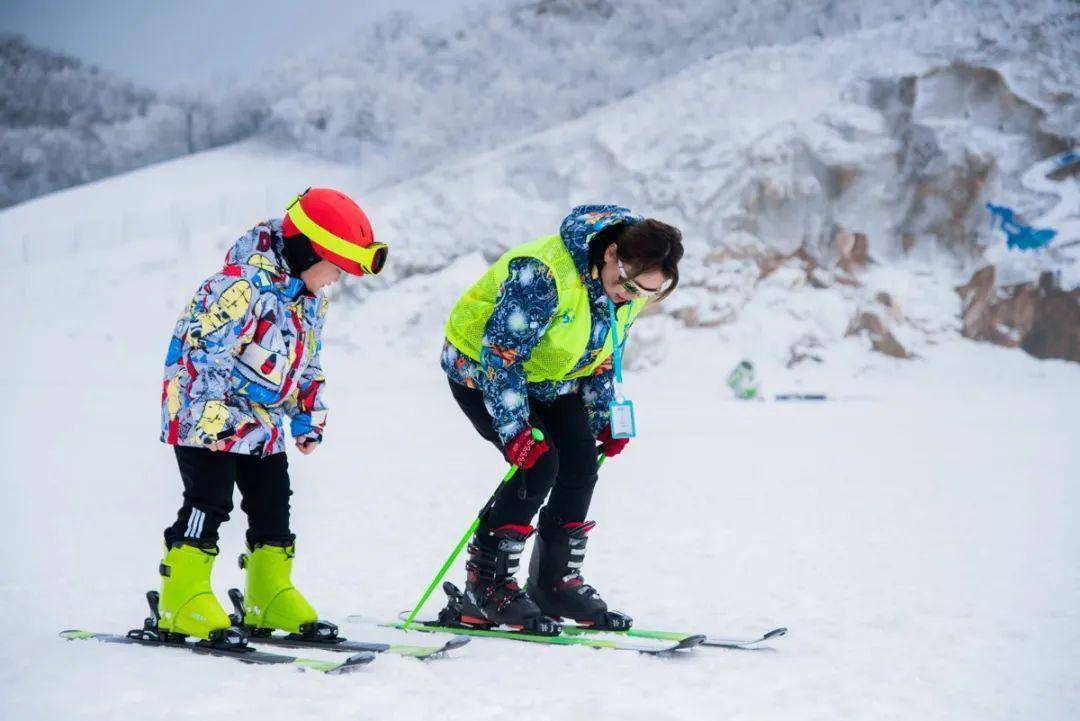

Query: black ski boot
left=443, top=523, right=560, bottom=634
left=526, top=510, right=632, bottom=630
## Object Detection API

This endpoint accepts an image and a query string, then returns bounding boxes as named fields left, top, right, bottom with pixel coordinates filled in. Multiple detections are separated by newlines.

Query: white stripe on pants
left=185, top=509, right=204, bottom=539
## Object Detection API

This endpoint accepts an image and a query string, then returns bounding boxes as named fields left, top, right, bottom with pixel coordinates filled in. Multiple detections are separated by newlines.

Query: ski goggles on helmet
left=616, top=258, right=665, bottom=299
left=285, top=191, right=388, bottom=276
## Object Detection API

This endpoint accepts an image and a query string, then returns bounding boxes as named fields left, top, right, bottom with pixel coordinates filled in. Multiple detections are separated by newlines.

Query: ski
left=561, top=624, right=788, bottom=649
left=350, top=581, right=701, bottom=654
left=370, top=617, right=704, bottom=654
left=244, top=631, right=470, bottom=659
left=60, top=630, right=374, bottom=674
left=227, top=588, right=469, bottom=659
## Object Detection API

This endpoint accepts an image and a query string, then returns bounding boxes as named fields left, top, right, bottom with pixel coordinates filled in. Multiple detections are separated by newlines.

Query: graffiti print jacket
left=161, top=219, right=328, bottom=457
left=442, top=204, right=640, bottom=445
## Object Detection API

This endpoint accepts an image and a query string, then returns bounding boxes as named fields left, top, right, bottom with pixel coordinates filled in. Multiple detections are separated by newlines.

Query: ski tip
left=326, top=652, right=377, bottom=674
left=347, top=651, right=378, bottom=665
left=395, top=634, right=471, bottom=659
left=762, top=627, right=788, bottom=641
left=59, top=630, right=93, bottom=640
left=444, top=635, right=471, bottom=651
left=674, top=634, right=706, bottom=651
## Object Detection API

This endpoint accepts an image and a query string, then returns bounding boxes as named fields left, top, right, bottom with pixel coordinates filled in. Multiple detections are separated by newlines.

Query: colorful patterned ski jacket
left=442, top=204, right=640, bottom=445
left=161, top=220, right=329, bottom=457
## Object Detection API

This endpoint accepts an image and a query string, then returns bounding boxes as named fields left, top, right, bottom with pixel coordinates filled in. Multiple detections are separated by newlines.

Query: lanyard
left=605, top=299, right=636, bottom=439
left=607, top=299, right=625, bottom=385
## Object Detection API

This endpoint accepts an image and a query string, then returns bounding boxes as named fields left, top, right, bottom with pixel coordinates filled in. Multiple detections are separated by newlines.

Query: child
left=156, top=188, right=386, bottom=643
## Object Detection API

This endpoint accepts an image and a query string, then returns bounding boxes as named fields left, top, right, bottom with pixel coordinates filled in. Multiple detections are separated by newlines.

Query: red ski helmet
left=282, top=187, right=387, bottom=276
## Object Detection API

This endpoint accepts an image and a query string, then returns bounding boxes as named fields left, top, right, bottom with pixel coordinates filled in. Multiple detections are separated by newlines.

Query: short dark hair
left=588, top=218, right=683, bottom=300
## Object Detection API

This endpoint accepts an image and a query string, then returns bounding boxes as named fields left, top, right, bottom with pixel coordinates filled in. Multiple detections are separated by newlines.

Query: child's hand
left=295, top=437, right=318, bottom=455
left=195, top=432, right=232, bottom=452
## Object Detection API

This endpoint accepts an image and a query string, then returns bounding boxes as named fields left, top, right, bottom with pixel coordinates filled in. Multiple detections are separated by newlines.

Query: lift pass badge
left=609, top=399, right=636, bottom=439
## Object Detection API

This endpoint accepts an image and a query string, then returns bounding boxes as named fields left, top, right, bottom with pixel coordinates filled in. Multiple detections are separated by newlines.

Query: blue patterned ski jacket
left=161, top=220, right=329, bottom=457
left=442, top=204, right=641, bottom=445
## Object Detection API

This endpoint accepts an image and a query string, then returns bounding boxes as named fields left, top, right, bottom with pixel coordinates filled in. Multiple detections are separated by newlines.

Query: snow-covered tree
left=0, top=35, right=266, bottom=208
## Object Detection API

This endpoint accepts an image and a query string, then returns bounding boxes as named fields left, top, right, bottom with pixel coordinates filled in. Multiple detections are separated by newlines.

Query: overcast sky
left=1, top=0, right=486, bottom=91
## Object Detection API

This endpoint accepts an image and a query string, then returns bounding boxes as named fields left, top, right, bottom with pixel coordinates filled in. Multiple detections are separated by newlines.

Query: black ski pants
left=164, top=446, right=295, bottom=549
left=449, top=379, right=600, bottom=529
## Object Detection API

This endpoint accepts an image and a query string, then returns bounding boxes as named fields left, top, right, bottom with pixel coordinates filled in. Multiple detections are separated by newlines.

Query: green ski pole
left=401, top=428, right=546, bottom=631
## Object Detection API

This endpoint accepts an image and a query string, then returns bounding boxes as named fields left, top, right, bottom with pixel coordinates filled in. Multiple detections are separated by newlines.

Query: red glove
left=597, top=427, right=630, bottom=458
left=504, top=427, right=549, bottom=470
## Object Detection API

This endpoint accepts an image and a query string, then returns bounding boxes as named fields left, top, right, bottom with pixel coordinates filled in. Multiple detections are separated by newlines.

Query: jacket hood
left=558, top=204, right=642, bottom=296
left=222, top=219, right=308, bottom=299
left=223, top=219, right=288, bottom=274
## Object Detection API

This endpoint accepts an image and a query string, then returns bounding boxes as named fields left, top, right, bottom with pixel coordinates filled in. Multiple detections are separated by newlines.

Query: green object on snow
left=726, top=360, right=759, bottom=399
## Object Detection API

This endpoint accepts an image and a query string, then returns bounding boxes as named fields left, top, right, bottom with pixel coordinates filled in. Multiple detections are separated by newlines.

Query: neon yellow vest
left=446, top=235, right=646, bottom=383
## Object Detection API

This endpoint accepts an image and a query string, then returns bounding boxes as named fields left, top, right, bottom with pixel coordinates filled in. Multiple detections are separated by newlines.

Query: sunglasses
left=616, top=258, right=664, bottom=299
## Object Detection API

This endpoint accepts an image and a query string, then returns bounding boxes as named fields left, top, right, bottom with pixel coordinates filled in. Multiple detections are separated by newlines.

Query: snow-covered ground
left=1, top=194, right=1078, bottom=719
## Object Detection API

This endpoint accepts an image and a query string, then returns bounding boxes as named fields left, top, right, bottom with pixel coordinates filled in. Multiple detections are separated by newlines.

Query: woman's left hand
left=596, top=427, right=629, bottom=457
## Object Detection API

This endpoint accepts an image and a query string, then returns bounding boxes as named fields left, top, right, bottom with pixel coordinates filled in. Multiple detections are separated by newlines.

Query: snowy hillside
left=265, top=0, right=948, bottom=182
left=12, top=0, right=1072, bottom=366
left=0, top=0, right=946, bottom=210
left=2, top=0, right=1076, bottom=384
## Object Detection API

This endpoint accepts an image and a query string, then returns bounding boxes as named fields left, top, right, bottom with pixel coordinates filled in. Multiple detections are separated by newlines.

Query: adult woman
left=440, top=204, right=682, bottom=631
left=155, top=187, right=387, bottom=644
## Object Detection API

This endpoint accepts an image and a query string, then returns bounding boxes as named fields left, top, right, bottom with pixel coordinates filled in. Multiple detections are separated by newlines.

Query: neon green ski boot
left=233, top=544, right=335, bottom=639
left=155, top=543, right=232, bottom=640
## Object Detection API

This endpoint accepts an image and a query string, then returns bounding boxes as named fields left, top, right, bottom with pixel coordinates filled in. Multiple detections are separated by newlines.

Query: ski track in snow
left=0, top=221, right=1077, bottom=721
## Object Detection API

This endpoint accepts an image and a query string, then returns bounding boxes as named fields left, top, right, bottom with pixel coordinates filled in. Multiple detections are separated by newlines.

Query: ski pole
left=401, top=428, right=546, bottom=631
